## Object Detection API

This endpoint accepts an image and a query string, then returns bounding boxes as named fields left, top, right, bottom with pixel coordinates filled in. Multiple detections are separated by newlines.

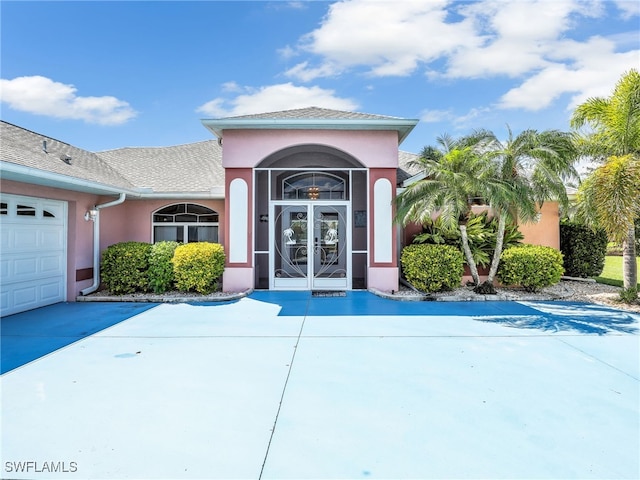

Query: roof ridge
left=97, top=138, right=218, bottom=153
left=219, top=106, right=407, bottom=121
left=0, top=120, right=77, bottom=148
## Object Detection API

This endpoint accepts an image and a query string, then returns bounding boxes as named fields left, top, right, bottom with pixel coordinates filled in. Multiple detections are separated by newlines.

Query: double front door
left=271, top=203, right=349, bottom=290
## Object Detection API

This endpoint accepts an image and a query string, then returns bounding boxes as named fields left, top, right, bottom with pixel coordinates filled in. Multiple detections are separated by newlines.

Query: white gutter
left=0, top=161, right=137, bottom=196
left=80, top=193, right=126, bottom=296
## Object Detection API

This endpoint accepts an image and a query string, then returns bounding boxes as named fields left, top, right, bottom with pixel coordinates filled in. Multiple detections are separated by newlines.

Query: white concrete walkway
left=1, top=297, right=638, bottom=479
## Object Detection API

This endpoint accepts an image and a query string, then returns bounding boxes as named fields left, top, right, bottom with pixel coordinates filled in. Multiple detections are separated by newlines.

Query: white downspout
left=80, top=193, right=126, bottom=296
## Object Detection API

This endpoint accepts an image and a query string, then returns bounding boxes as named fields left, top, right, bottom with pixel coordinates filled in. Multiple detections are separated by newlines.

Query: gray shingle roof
left=0, top=121, right=135, bottom=190
left=1, top=121, right=224, bottom=195
left=397, top=150, right=422, bottom=184
left=97, top=141, right=224, bottom=194
left=223, top=106, right=405, bottom=121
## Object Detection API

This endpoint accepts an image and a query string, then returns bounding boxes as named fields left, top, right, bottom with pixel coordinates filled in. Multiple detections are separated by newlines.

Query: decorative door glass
left=274, top=206, right=309, bottom=283
left=312, top=205, right=347, bottom=287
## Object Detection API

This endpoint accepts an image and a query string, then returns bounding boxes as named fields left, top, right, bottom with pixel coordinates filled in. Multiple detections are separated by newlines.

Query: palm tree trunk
left=622, top=223, right=638, bottom=289
left=487, top=214, right=506, bottom=283
left=459, top=224, right=480, bottom=285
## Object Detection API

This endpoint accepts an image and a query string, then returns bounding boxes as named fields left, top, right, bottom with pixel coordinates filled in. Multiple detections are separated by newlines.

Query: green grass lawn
left=594, top=256, right=640, bottom=288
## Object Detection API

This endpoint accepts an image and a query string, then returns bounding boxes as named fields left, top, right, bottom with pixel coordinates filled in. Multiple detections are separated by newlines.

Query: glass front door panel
left=274, top=205, right=309, bottom=282
left=272, top=204, right=349, bottom=289
left=312, top=206, right=347, bottom=285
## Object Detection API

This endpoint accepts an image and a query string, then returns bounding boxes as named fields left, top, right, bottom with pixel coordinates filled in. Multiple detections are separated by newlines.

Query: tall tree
left=473, top=128, right=579, bottom=287
left=571, top=69, right=640, bottom=290
left=395, top=134, right=500, bottom=290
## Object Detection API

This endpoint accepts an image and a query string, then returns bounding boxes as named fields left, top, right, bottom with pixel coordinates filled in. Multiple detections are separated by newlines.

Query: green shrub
left=148, top=241, right=180, bottom=293
left=401, top=244, right=464, bottom=293
left=497, top=244, right=564, bottom=292
left=101, top=241, right=152, bottom=294
left=619, top=287, right=638, bottom=304
left=172, top=242, right=225, bottom=294
left=560, top=220, right=607, bottom=277
left=413, top=212, right=523, bottom=267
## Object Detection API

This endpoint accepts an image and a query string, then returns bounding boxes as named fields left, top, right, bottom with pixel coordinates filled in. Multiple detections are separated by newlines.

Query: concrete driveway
left=1, top=292, right=639, bottom=479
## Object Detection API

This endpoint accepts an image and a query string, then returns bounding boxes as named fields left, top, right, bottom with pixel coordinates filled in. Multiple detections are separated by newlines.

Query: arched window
left=282, top=172, right=346, bottom=200
left=152, top=203, right=219, bottom=243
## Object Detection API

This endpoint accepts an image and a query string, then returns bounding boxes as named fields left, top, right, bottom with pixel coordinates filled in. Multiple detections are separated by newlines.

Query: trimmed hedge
left=560, top=220, right=607, bottom=277
left=497, top=244, right=564, bottom=292
left=148, top=241, right=180, bottom=293
left=401, top=244, right=464, bottom=293
left=101, top=241, right=152, bottom=294
left=172, top=242, right=226, bottom=294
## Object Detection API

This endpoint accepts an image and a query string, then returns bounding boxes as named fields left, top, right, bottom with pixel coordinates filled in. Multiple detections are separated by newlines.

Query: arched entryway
left=253, top=145, right=367, bottom=290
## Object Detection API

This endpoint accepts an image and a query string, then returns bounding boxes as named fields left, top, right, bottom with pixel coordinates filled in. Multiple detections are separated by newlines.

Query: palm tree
left=575, top=155, right=640, bottom=288
left=571, top=69, right=640, bottom=290
left=473, top=128, right=579, bottom=287
left=395, top=134, right=500, bottom=289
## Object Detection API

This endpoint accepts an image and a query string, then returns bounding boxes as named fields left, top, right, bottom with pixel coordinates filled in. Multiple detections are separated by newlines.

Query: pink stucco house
left=0, top=107, right=561, bottom=315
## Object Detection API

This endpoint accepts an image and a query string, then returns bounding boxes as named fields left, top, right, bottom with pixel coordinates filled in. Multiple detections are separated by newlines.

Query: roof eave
left=0, top=162, right=225, bottom=199
left=201, top=118, right=419, bottom=145
left=0, top=161, right=138, bottom=196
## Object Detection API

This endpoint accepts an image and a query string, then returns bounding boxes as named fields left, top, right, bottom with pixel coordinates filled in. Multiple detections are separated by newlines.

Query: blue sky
left=1, top=0, right=638, bottom=155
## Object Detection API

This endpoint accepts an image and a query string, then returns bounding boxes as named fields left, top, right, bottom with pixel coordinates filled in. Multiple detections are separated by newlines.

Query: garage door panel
left=1, top=254, right=64, bottom=283
left=41, top=201, right=65, bottom=223
left=0, top=228, right=8, bottom=249
left=41, top=280, right=64, bottom=301
left=4, top=279, right=64, bottom=314
left=14, top=257, right=38, bottom=276
left=6, top=227, right=64, bottom=252
left=41, top=254, right=64, bottom=273
left=0, top=194, right=67, bottom=316
left=12, top=229, right=39, bottom=249
left=0, top=258, right=9, bottom=278
left=0, top=290, right=7, bottom=311
left=13, top=283, right=38, bottom=308
left=40, top=228, right=65, bottom=248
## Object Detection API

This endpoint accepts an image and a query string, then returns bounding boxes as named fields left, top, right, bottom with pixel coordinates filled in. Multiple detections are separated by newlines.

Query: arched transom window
left=153, top=203, right=219, bottom=243
left=282, top=172, right=346, bottom=200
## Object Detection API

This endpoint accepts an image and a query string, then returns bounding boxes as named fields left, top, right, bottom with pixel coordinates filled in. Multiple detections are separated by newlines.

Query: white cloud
left=498, top=36, right=639, bottom=110
left=285, top=61, right=340, bottom=82
left=196, top=82, right=358, bottom=117
left=420, top=109, right=455, bottom=123
left=283, top=0, right=638, bottom=117
left=614, top=0, right=640, bottom=18
left=442, top=0, right=604, bottom=78
left=286, top=1, right=306, bottom=10
left=278, top=45, right=298, bottom=60
left=287, top=0, right=479, bottom=81
left=221, top=81, right=243, bottom=93
left=0, top=75, right=136, bottom=125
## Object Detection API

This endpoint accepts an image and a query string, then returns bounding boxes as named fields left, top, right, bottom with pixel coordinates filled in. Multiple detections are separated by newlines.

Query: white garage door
left=0, top=194, right=67, bottom=316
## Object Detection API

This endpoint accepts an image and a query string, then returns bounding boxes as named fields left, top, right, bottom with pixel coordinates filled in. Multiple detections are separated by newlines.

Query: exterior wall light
left=84, top=208, right=98, bottom=222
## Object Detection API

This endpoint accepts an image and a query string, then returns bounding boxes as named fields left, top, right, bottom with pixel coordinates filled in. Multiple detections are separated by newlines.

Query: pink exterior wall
left=518, top=202, right=560, bottom=249
left=222, top=130, right=400, bottom=168
left=98, top=199, right=225, bottom=251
